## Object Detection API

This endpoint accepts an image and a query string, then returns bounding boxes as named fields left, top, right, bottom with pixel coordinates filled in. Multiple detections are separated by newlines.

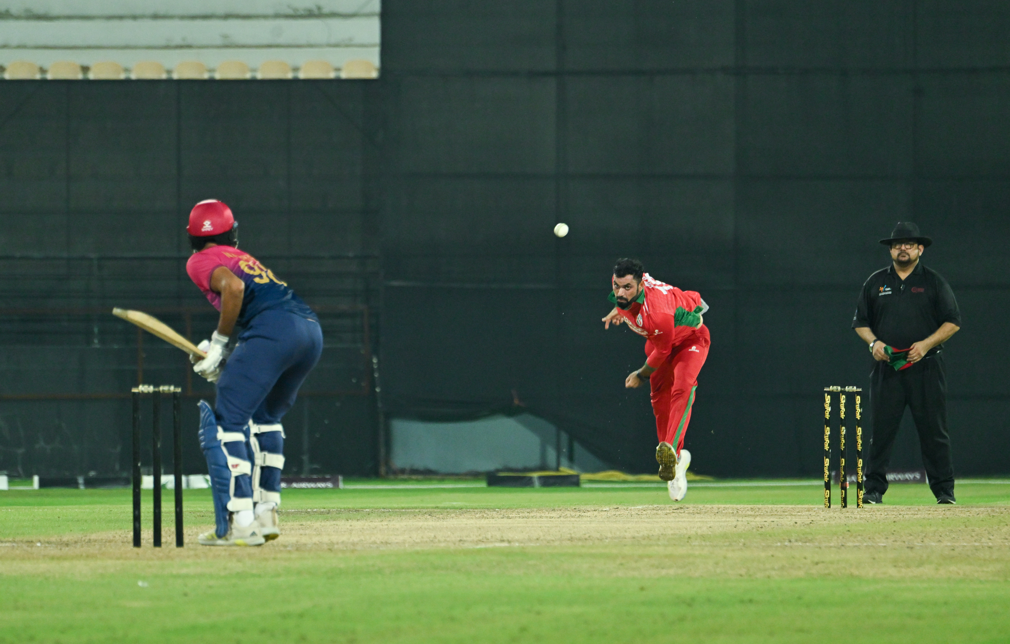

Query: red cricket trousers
left=649, top=325, right=710, bottom=455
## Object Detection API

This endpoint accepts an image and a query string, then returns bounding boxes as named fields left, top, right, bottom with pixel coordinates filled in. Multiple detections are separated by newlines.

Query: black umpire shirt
left=851, top=262, right=961, bottom=355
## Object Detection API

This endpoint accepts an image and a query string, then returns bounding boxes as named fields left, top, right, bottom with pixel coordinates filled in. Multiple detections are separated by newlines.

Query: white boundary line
left=693, top=481, right=825, bottom=488
left=586, top=479, right=1010, bottom=488
left=582, top=482, right=818, bottom=488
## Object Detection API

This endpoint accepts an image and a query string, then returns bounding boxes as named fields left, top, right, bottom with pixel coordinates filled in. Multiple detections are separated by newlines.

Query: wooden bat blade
left=112, top=308, right=207, bottom=359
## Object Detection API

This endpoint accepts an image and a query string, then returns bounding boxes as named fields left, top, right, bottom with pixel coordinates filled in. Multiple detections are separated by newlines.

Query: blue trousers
left=215, top=310, right=323, bottom=502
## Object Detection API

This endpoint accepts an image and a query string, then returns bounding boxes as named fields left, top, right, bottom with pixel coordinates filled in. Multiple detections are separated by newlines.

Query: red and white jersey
left=613, top=273, right=707, bottom=369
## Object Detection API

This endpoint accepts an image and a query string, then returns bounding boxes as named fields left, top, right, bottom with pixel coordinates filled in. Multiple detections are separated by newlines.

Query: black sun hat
left=879, top=221, right=932, bottom=248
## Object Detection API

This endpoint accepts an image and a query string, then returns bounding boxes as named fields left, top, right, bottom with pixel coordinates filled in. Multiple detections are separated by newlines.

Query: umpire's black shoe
left=937, top=494, right=957, bottom=505
left=863, top=491, right=883, bottom=504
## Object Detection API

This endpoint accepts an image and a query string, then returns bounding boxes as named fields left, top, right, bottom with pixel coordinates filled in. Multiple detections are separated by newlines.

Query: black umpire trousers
left=865, top=354, right=955, bottom=499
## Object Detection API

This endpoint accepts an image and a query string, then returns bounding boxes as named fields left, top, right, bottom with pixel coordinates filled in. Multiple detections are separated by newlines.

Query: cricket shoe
left=656, top=442, right=676, bottom=481
left=256, top=506, right=280, bottom=542
left=197, top=519, right=266, bottom=547
left=668, top=449, right=692, bottom=502
left=862, top=491, right=883, bottom=505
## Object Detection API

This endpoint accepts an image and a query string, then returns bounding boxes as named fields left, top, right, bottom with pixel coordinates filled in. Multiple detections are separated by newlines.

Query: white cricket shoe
left=667, top=449, right=692, bottom=502
left=255, top=506, right=280, bottom=542
left=197, top=519, right=266, bottom=547
left=198, top=529, right=231, bottom=546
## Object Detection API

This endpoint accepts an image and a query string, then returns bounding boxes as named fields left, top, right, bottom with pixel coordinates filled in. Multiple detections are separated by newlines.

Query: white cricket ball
left=553, top=222, right=569, bottom=238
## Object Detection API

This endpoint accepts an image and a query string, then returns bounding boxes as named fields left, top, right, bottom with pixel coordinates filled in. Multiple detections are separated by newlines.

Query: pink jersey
left=186, top=245, right=315, bottom=326
left=612, top=273, right=707, bottom=369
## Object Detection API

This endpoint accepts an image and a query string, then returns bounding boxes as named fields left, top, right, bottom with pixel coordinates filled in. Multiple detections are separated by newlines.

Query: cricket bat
left=112, top=308, right=207, bottom=359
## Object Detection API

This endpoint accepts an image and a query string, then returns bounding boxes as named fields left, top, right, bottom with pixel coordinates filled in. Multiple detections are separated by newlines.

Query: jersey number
left=238, top=259, right=288, bottom=286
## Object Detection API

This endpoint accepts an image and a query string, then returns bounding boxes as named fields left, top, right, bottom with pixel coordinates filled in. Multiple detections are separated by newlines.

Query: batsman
left=603, top=258, right=710, bottom=501
left=186, top=200, right=323, bottom=546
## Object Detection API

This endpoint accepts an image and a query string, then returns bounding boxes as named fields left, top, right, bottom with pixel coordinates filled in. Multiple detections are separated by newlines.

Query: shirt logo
left=878, top=285, right=893, bottom=297
left=912, top=287, right=925, bottom=293
left=636, top=314, right=643, bottom=326
left=689, top=346, right=700, bottom=353
left=201, top=220, right=214, bottom=232
left=624, top=316, right=661, bottom=339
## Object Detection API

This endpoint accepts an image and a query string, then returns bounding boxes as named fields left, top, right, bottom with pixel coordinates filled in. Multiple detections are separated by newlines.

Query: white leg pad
left=226, top=455, right=252, bottom=475
left=249, top=421, right=285, bottom=508
left=218, top=426, right=254, bottom=513
left=251, top=422, right=285, bottom=438
left=256, top=453, right=286, bottom=469
left=255, top=490, right=282, bottom=504
left=227, top=497, right=254, bottom=512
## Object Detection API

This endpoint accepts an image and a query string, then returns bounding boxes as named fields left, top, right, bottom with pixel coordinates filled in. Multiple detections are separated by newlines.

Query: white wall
left=0, top=1, right=379, bottom=71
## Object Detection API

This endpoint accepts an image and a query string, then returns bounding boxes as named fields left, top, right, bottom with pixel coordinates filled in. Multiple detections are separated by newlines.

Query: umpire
left=851, top=222, right=961, bottom=505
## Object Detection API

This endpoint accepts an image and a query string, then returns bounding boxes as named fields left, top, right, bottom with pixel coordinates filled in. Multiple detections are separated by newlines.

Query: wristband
left=869, top=340, right=879, bottom=353
left=211, top=331, right=230, bottom=348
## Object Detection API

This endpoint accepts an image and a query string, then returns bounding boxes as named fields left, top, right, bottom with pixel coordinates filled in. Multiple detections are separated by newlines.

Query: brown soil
left=3, top=505, right=1009, bottom=566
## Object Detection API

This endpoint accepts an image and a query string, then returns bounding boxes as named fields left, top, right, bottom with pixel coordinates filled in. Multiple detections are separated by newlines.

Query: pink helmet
left=187, top=199, right=236, bottom=236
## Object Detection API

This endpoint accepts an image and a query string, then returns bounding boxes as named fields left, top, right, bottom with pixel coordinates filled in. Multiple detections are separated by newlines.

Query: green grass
left=2, top=479, right=1009, bottom=644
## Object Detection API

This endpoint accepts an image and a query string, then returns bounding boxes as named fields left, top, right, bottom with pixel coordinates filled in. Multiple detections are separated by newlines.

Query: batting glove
left=188, top=340, right=218, bottom=382
left=194, top=332, right=229, bottom=382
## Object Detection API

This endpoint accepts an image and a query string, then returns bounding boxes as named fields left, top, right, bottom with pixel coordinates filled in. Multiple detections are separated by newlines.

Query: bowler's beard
left=616, top=297, right=633, bottom=310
